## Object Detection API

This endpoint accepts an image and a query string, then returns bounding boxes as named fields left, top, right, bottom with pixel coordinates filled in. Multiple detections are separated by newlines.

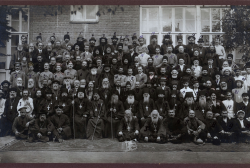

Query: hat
left=117, top=43, right=123, bottom=48
left=242, top=93, right=249, bottom=97
left=160, top=77, right=167, bottom=82
left=93, top=88, right=99, bottom=95
left=207, top=56, right=213, bottom=60
left=220, top=78, right=227, bottom=83
left=15, top=61, right=21, bottom=66
left=64, top=32, right=70, bottom=40
left=96, top=56, right=102, bottom=61
left=182, top=78, right=189, bottom=83
left=197, top=38, right=204, bottom=43
left=127, top=90, right=135, bottom=96
left=148, top=67, right=155, bottom=72
left=193, top=80, right=199, bottom=84
left=61, top=88, right=68, bottom=93
left=18, top=107, right=27, bottom=112
left=38, top=109, right=47, bottom=116
left=138, top=35, right=144, bottom=41
left=185, top=92, right=194, bottom=98
left=52, top=80, right=60, bottom=85
left=89, top=34, right=96, bottom=42
left=123, top=36, right=129, bottom=41
left=222, top=67, right=232, bottom=74
left=36, top=33, right=42, bottom=40
left=157, top=89, right=165, bottom=95
left=143, top=88, right=149, bottom=94
left=50, top=33, right=56, bottom=39
left=227, top=54, right=233, bottom=59
left=235, top=79, right=244, bottom=84
left=171, top=80, right=179, bottom=86
left=132, top=34, right=137, bottom=40
left=237, top=110, right=245, bottom=115
left=1, top=80, right=10, bottom=86
left=164, top=34, right=171, bottom=39
left=77, top=33, right=84, bottom=40
left=100, top=34, right=107, bottom=41
left=78, top=88, right=85, bottom=93
left=91, top=64, right=97, bottom=69
left=45, top=90, right=53, bottom=95
left=111, top=32, right=118, bottom=40
left=202, top=66, right=208, bottom=71
left=151, top=35, right=157, bottom=39
left=112, top=90, right=119, bottom=96
left=177, top=34, right=183, bottom=41
left=214, top=71, right=221, bottom=76
left=55, top=104, right=63, bottom=110
left=198, top=90, right=207, bottom=97
left=9, top=88, right=17, bottom=92
left=103, top=64, right=111, bottom=68
left=188, top=35, right=196, bottom=41
left=171, top=90, right=177, bottom=95
left=128, top=45, right=133, bottom=49
left=192, top=57, right=199, bottom=64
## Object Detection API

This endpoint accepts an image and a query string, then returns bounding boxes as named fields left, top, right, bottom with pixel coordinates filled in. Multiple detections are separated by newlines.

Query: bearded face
left=93, top=93, right=100, bottom=101
left=46, top=94, right=52, bottom=100
left=9, top=91, right=17, bottom=99
left=17, top=78, right=23, bottom=87
left=39, top=114, right=46, bottom=122
left=80, top=80, right=86, bottom=88
left=127, top=95, right=135, bottom=104
left=151, top=111, right=159, bottom=124
left=124, top=111, right=133, bottom=122
left=220, top=82, right=227, bottom=90
left=2, top=83, right=9, bottom=91
left=61, top=92, right=68, bottom=100
left=63, top=79, right=72, bottom=86
left=88, top=83, right=94, bottom=91
left=102, top=80, right=109, bottom=89
left=199, top=96, right=207, bottom=109
left=28, top=79, right=34, bottom=89
left=206, top=112, right=213, bottom=119
left=52, top=83, right=59, bottom=90
left=143, top=93, right=150, bottom=103
left=185, top=97, right=194, bottom=106
left=91, top=68, right=97, bottom=75
left=36, top=91, right=42, bottom=98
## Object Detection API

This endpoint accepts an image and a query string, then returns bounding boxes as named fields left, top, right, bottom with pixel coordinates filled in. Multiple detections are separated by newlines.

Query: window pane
left=86, top=5, right=96, bottom=19
left=185, top=8, right=195, bottom=20
left=142, top=21, right=147, bottom=32
left=212, top=8, right=220, bottom=20
left=162, top=8, right=172, bottom=32
left=212, top=21, right=220, bottom=32
left=11, top=35, right=19, bottom=47
left=201, top=9, right=210, bottom=20
left=11, top=21, right=19, bottom=32
left=186, top=20, right=195, bottom=32
left=202, top=35, right=210, bottom=46
left=201, top=21, right=210, bottom=32
left=22, top=21, right=28, bottom=32
left=11, top=9, right=19, bottom=20
left=175, top=8, right=183, bottom=32
left=21, top=9, right=29, bottom=32
left=148, top=8, right=158, bottom=32
left=142, top=9, right=147, bottom=21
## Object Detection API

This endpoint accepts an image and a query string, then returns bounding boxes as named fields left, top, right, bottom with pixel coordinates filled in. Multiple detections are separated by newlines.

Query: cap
left=52, top=80, right=60, bottom=85
left=151, top=35, right=157, bottom=39
left=18, top=107, right=27, bottom=112
left=55, top=104, right=63, bottom=110
left=143, top=88, right=149, bottom=94
left=132, top=34, right=137, bottom=40
left=103, top=64, right=111, bottom=68
left=38, top=109, right=47, bottom=116
left=64, top=32, right=70, bottom=40
left=9, top=88, right=17, bottom=92
left=127, top=90, right=135, bottom=96
left=77, top=32, right=84, bottom=39
left=111, top=32, right=118, bottom=40
left=100, top=34, right=107, bottom=41
left=177, top=34, right=183, bottom=41
left=237, top=110, right=245, bottom=115
left=61, top=88, right=68, bottom=93
left=89, top=34, right=96, bottom=42
left=45, top=90, right=53, bottom=95
left=188, top=36, right=196, bottom=41
left=242, top=93, right=249, bottom=97
left=197, top=38, right=204, bottom=43
left=185, top=92, right=194, bottom=98
left=1, top=80, right=10, bottom=86
left=157, top=89, right=165, bottom=95
left=227, top=54, right=233, bottom=59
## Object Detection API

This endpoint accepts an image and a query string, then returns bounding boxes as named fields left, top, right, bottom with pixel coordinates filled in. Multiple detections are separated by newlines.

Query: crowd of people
left=0, top=31, right=250, bottom=145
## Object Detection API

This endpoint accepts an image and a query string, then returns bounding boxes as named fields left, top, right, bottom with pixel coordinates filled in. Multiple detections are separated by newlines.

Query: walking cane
left=111, top=103, right=113, bottom=139
left=72, top=93, right=75, bottom=139
left=92, top=103, right=103, bottom=140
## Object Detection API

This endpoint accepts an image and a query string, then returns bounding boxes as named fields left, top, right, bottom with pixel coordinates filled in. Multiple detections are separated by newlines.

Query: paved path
left=0, top=151, right=249, bottom=163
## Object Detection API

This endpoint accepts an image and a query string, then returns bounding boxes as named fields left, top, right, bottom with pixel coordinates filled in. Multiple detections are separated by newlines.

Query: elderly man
left=12, top=107, right=35, bottom=140
left=38, top=62, right=53, bottom=88
left=29, top=109, right=54, bottom=143
left=140, top=110, right=166, bottom=143
left=17, top=89, right=34, bottom=117
left=86, top=65, right=100, bottom=88
left=9, top=43, right=27, bottom=72
left=176, top=45, right=190, bottom=66
left=49, top=105, right=71, bottom=143
left=1, top=80, right=11, bottom=99
left=117, top=110, right=140, bottom=142
left=86, top=89, right=106, bottom=140
left=104, top=91, right=124, bottom=138
left=123, top=90, right=139, bottom=118
left=184, top=110, right=206, bottom=144
left=10, top=62, right=26, bottom=88
left=27, top=78, right=36, bottom=98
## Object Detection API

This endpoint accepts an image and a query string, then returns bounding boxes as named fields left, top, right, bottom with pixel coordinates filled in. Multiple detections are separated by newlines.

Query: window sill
left=69, top=20, right=99, bottom=24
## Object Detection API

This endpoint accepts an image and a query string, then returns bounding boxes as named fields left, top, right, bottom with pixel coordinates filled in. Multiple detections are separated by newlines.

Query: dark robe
left=163, top=117, right=185, bottom=137
left=56, top=98, right=72, bottom=119
left=33, top=97, right=44, bottom=117
left=123, top=100, right=139, bottom=118
left=117, top=117, right=140, bottom=142
left=73, top=98, right=91, bottom=139
left=87, top=99, right=106, bottom=140
left=176, top=53, right=191, bottom=66
left=204, top=118, right=223, bottom=137
left=104, top=100, right=124, bottom=138
left=155, top=99, right=170, bottom=118
left=156, top=86, right=171, bottom=101
left=86, top=74, right=100, bottom=88
left=133, top=88, right=143, bottom=102
left=49, top=114, right=71, bottom=140
left=34, top=61, right=45, bottom=73
left=77, top=68, right=90, bottom=81
left=178, top=103, right=205, bottom=122
left=12, top=115, right=35, bottom=139
left=207, top=100, right=226, bottom=116
left=49, top=64, right=57, bottom=74
left=99, top=88, right=112, bottom=106
left=139, top=98, right=155, bottom=124
left=217, top=117, right=234, bottom=132
left=186, top=43, right=199, bottom=59
left=39, top=98, right=56, bottom=117
left=147, top=44, right=161, bottom=57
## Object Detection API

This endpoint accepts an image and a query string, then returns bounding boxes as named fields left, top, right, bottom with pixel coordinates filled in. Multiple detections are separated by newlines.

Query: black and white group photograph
left=0, top=4, right=250, bottom=164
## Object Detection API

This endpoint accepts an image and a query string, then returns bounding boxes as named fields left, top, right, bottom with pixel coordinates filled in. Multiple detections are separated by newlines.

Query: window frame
left=70, top=5, right=99, bottom=23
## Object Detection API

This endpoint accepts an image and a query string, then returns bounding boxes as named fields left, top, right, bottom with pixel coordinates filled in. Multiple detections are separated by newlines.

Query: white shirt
left=243, top=101, right=249, bottom=107
left=234, top=75, right=248, bottom=93
left=215, top=45, right=226, bottom=59
left=222, top=99, right=234, bottom=119
left=0, top=99, right=6, bottom=115
left=17, top=97, right=34, bottom=117
left=223, top=118, right=227, bottom=123
left=138, top=53, right=150, bottom=67
left=238, top=119, right=245, bottom=128
left=179, top=64, right=184, bottom=72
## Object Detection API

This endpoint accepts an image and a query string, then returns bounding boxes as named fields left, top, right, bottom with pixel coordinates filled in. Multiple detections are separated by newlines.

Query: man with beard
left=186, top=35, right=199, bottom=59
left=77, top=61, right=89, bottom=81
left=49, top=57, right=57, bottom=74
left=146, top=67, right=158, bottom=89
left=139, top=88, right=156, bottom=126
left=72, top=44, right=83, bottom=60
left=214, top=37, right=226, bottom=68
left=174, top=34, right=187, bottom=54
left=2, top=88, right=20, bottom=135
left=49, top=104, right=71, bottom=142
left=41, top=42, right=55, bottom=62
left=204, top=110, right=224, bottom=145
left=52, top=41, right=65, bottom=63
left=164, top=46, right=178, bottom=68
left=195, top=38, right=207, bottom=63
left=179, top=66, right=194, bottom=89
left=20, top=34, right=29, bottom=52
left=135, top=66, right=147, bottom=89
left=221, top=67, right=235, bottom=91
left=123, top=90, right=139, bottom=118
left=104, top=91, right=124, bottom=138
left=111, top=32, right=119, bottom=53
left=35, top=33, right=42, bottom=50
left=50, top=80, right=60, bottom=101
left=86, top=65, right=100, bottom=88
left=157, top=65, right=170, bottom=85
left=122, top=36, right=130, bottom=54
left=194, top=90, right=209, bottom=120
left=26, top=62, right=38, bottom=89
left=0, top=90, right=6, bottom=137
left=204, top=44, right=219, bottom=68
left=160, top=34, right=174, bottom=55
left=218, top=79, right=230, bottom=101
left=27, top=43, right=38, bottom=63
left=99, top=64, right=114, bottom=88
left=236, top=93, right=250, bottom=120
left=95, top=57, right=103, bottom=75
left=9, top=43, right=27, bottom=72
left=117, top=109, right=140, bottom=142
left=155, top=89, right=170, bottom=119
left=15, top=77, right=25, bottom=98
left=39, top=90, right=55, bottom=117
left=86, top=89, right=106, bottom=140
left=89, top=34, right=96, bottom=54
left=81, top=44, right=93, bottom=61
left=144, top=81, right=156, bottom=100
left=207, top=91, right=226, bottom=118
left=222, top=92, right=235, bottom=119
left=27, top=78, right=36, bottom=98
left=131, top=34, right=139, bottom=52
left=198, top=67, right=213, bottom=90
left=131, top=82, right=142, bottom=102
left=114, top=66, right=126, bottom=86
left=98, top=34, right=108, bottom=56
left=72, top=88, right=91, bottom=139
left=56, top=88, right=72, bottom=119
left=227, top=54, right=239, bottom=72
left=156, top=77, right=171, bottom=101
left=122, top=68, right=136, bottom=90
left=163, top=109, right=185, bottom=143
left=168, top=90, right=181, bottom=116
left=168, top=69, right=181, bottom=89
left=232, top=110, right=250, bottom=143
left=61, top=32, right=72, bottom=50
left=140, top=110, right=166, bottom=143
left=177, top=46, right=190, bottom=67
left=116, top=43, right=124, bottom=65
left=127, top=45, right=138, bottom=66
left=34, top=55, right=45, bottom=73
left=184, top=110, right=206, bottom=144
left=102, top=45, right=114, bottom=64
left=10, top=62, right=26, bottom=88
left=73, top=33, right=85, bottom=52
left=85, top=81, right=95, bottom=101
left=147, top=35, right=160, bottom=57
left=32, top=89, right=43, bottom=118
left=179, top=92, right=204, bottom=122
left=38, top=62, right=53, bottom=89
left=28, top=109, right=53, bottom=143
left=12, top=107, right=35, bottom=140
left=53, top=63, right=65, bottom=85
left=71, top=80, right=80, bottom=98
left=1, top=80, right=10, bottom=99
left=62, top=77, right=73, bottom=92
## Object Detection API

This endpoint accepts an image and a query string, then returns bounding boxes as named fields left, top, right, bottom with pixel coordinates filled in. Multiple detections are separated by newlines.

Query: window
left=70, top=5, right=99, bottom=23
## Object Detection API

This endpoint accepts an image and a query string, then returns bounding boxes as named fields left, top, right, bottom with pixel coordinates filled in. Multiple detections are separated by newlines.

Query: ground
left=0, top=136, right=250, bottom=163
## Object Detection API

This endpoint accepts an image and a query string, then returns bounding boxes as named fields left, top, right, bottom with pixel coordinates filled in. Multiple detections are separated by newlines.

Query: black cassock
left=49, top=114, right=71, bottom=140
left=117, top=117, right=140, bottom=142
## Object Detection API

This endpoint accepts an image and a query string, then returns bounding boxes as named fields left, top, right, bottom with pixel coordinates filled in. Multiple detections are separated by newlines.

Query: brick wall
left=29, top=5, right=140, bottom=45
